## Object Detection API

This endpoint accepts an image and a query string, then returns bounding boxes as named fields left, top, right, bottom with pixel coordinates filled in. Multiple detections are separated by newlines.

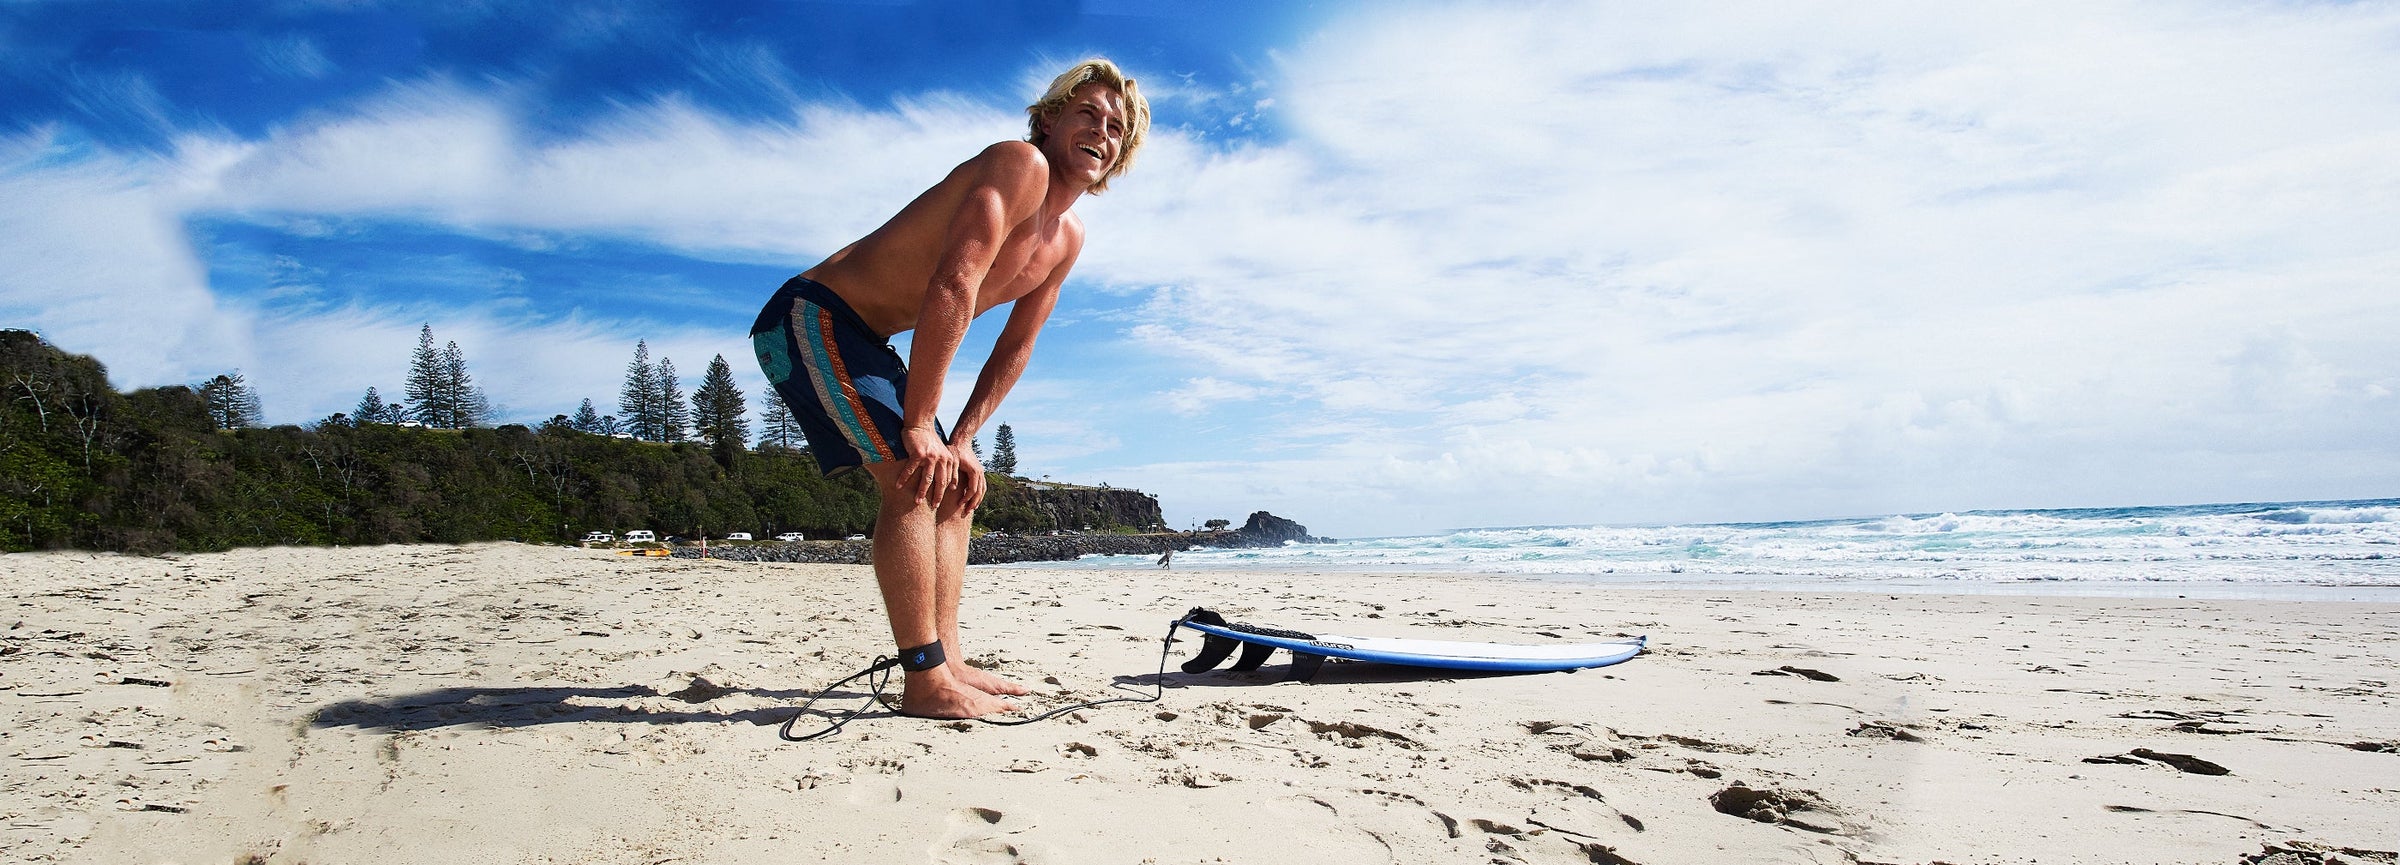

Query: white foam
left=1083, top=500, right=2400, bottom=586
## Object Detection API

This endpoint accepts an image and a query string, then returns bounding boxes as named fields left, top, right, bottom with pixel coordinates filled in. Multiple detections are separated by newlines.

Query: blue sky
left=5, top=1, right=2398, bottom=538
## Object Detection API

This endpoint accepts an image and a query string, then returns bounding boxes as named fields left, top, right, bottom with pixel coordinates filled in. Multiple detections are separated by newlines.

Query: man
left=751, top=60, right=1148, bottom=719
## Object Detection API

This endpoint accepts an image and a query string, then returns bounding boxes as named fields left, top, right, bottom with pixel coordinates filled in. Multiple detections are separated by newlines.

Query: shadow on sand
left=1121, top=660, right=1546, bottom=690
left=310, top=682, right=877, bottom=733
left=314, top=660, right=1566, bottom=735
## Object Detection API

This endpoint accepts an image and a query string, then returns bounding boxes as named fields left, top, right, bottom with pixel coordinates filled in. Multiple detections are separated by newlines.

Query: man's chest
left=981, top=224, right=1071, bottom=298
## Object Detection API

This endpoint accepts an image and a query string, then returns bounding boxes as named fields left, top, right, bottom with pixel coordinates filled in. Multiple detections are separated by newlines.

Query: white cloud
left=6, top=4, right=2398, bottom=538
left=174, top=76, right=1021, bottom=259
left=1069, top=1, right=2400, bottom=535
left=0, top=129, right=248, bottom=387
left=3, top=76, right=1021, bottom=423
left=1163, top=376, right=1259, bottom=416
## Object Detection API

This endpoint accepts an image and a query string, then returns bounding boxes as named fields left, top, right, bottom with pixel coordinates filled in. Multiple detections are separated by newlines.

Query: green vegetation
left=972, top=473, right=1162, bottom=535
left=0, top=332, right=1170, bottom=555
left=0, top=331, right=879, bottom=554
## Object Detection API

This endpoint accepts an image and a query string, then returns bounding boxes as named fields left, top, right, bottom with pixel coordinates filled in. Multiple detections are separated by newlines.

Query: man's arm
left=896, top=143, right=1048, bottom=504
left=943, top=260, right=1071, bottom=511
left=953, top=272, right=1063, bottom=443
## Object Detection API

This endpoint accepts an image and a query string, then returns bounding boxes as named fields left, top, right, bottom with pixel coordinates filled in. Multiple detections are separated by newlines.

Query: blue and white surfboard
left=1175, top=608, right=1645, bottom=682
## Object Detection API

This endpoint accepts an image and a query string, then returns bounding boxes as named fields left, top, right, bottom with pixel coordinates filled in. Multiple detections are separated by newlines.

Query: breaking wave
left=1081, top=498, right=2400, bottom=587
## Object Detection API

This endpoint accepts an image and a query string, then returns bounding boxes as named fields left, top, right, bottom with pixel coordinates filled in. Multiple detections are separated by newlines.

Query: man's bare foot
left=897, top=669, right=1018, bottom=719
left=952, top=662, right=1032, bottom=696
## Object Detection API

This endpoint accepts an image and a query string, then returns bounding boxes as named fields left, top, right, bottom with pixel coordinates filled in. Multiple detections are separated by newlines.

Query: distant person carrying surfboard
left=751, top=60, right=1149, bottom=719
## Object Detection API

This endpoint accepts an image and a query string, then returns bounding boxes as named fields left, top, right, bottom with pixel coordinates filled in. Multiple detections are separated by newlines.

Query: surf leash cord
left=779, top=612, right=1196, bottom=741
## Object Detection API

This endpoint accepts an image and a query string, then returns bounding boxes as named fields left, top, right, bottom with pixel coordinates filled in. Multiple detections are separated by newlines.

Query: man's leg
left=933, top=489, right=1029, bottom=696
left=862, top=462, right=1015, bottom=718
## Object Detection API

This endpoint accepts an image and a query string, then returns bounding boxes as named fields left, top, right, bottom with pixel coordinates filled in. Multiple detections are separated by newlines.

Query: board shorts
left=751, top=276, right=946, bottom=477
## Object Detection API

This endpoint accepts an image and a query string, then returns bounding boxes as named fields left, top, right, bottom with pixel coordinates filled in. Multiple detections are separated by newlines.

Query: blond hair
left=1025, top=58, right=1149, bottom=194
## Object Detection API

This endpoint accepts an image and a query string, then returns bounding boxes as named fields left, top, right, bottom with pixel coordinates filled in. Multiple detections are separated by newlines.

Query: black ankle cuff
left=897, top=640, right=945, bottom=672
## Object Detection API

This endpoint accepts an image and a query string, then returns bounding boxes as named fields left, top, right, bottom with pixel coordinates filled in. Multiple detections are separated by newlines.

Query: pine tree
left=991, top=423, right=1018, bottom=475
left=572, top=398, right=601, bottom=433
left=619, top=341, right=658, bottom=441
left=230, top=372, right=262, bottom=426
left=355, top=386, right=388, bottom=424
left=971, top=436, right=984, bottom=467
left=756, top=387, right=800, bottom=450
left=464, top=387, right=491, bottom=428
left=199, top=373, right=263, bottom=429
left=440, top=340, right=488, bottom=428
left=405, top=324, right=448, bottom=427
left=656, top=356, right=687, bottom=443
left=690, top=354, right=749, bottom=450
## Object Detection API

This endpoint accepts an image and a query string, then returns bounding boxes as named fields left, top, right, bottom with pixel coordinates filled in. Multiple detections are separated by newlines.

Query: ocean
left=1039, top=498, right=2400, bottom=600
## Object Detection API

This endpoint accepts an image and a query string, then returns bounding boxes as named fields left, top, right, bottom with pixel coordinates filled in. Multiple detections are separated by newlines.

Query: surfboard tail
left=1173, top=607, right=1328, bottom=682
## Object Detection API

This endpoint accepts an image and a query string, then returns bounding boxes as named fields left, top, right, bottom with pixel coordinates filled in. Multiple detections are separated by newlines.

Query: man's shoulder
left=939, top=141, right=1049, bottom=210
left=966, top=140, right=1046, bottom=175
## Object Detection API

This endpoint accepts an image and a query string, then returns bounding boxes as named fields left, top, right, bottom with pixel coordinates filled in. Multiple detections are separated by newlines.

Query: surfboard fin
left=1286, top=651, right=1326, bottom=683
left=1178, top=608, right=1240, bottom=674
left=1182, top=635, right=1239, bottom=674
left=1228, top=640, right=1276, bottom=672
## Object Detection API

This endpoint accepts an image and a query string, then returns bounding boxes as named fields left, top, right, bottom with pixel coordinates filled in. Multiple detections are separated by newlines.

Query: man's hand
left=949, top=439, right=988, bottom=514
left=899, top=427, right=957, bottom=505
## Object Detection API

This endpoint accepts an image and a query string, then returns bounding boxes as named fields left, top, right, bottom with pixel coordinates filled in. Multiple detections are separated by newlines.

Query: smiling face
left=1034, top=83, right=1129, bottom=192
left=1024, top=59, right=1148, bottom=194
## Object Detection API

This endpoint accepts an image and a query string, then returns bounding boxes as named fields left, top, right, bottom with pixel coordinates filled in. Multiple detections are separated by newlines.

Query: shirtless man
left=750, top=60, right=1148, bottom=719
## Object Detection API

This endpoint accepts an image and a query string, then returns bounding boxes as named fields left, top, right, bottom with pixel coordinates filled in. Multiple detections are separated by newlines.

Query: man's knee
left=935, top=489, right=977, bottom=524
left=862, top=463, right=921, bottom=502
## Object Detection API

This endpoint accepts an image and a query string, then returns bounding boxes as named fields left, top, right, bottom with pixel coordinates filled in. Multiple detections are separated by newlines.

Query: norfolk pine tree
left=198, top=373, right=262, bottom=429
left=405, top=324, right=449, bottom=427
left=656, top=356, right=687, bottom=443
left=439, top=340, right=489, bottom=428
left=690, top=354, right=749, bottom=450
left=354, top=387, right=389, bottom=423
left=573, top=399, right=601, bottom=433
left=619, top=341, right=658, bottom=441
left=756, top=386, right=799, bottom=451
left=991, top=423, right=1018, bottom=476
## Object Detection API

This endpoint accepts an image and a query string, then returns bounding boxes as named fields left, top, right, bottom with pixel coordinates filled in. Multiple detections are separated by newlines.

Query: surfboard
left=1175, top=608, right=1644, bottom=682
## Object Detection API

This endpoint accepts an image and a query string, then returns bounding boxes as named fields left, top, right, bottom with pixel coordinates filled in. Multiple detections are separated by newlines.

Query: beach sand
left=3, top=543, right=2394, bottom=864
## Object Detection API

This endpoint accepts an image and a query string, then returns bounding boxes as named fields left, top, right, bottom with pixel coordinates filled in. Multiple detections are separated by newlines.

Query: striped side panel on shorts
left=796, top=303, right=896, bottom=462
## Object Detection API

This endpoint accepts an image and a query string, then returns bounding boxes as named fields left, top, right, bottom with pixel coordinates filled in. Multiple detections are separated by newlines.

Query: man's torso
left=800, top=144, right=1080, bottom=337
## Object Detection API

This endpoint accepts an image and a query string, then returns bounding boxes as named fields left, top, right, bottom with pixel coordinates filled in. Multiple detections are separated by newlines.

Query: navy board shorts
left=751, top=276, right=946, bottom=477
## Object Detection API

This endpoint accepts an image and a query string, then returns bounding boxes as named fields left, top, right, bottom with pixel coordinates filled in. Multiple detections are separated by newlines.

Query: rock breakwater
left=674, top=532, right=1186, bottom=566
left=669, top=511, right=1325, bottom=566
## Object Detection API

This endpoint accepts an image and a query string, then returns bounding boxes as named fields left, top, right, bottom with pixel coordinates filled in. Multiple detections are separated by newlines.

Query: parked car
left=724, top=532, right=752, bottom=541
left=845, top=534, right=866, bottom=541
left=774, top=532, right=805, bottom=542
left=582, top=531, right=614, bottom=544
left=623, top=530, right=656, bottom=543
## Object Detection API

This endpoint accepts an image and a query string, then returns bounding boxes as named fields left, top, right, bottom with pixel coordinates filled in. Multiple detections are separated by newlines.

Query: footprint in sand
left=931, top=806, right=1037, bottom=865
left=845, top=758, right=906, bottom=804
